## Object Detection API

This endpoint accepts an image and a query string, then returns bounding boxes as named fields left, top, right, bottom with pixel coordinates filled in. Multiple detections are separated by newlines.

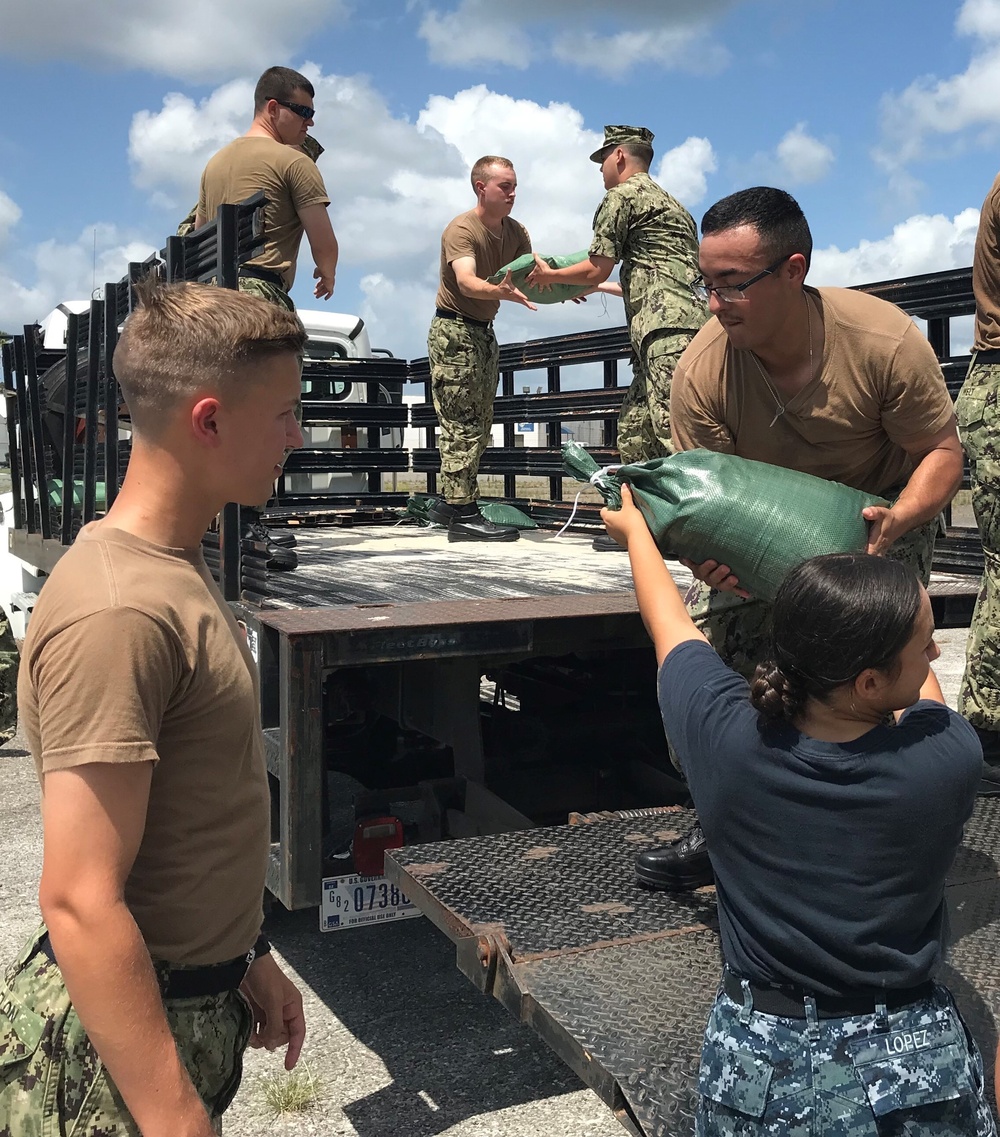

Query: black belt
left=434, top=307, right=492, bottom=330
left=239, top=265, right=287, bottom=290
left=37, top=933, right=253, bottom=1000
left=722, top=970, right=934, bottom=1020
left=975, top=348, right=1000, bottom=363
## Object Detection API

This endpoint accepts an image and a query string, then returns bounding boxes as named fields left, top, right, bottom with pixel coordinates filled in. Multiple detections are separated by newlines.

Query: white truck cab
left=0, top=303, right=399, bottom=635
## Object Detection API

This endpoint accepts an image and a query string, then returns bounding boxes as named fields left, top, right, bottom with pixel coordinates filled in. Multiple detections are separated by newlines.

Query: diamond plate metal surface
left=388, top=809, right=716, bottom=955
left=515, top=931, right=721, bottom=1137
left=388, top=799, right=1000, bottom=1137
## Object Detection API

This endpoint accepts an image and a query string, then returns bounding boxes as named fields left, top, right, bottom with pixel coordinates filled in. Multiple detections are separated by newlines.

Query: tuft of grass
left=258, top=1064, right=321, bottom=1117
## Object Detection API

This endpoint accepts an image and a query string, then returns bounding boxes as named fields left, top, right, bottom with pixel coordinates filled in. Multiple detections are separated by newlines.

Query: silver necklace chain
left=750, top=295, right=814, bottom=428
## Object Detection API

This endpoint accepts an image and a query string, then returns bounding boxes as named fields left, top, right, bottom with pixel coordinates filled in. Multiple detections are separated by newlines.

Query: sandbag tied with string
left=563, top=441, right=889, bottom=603
left=487, top=251, right=592, bottom=305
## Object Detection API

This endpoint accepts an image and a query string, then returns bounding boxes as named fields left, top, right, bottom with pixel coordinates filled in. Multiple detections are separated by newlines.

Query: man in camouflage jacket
left=527, top=124, right=708, bottom=465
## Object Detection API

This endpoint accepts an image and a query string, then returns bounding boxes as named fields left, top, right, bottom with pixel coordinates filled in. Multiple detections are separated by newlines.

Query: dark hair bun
left=750, top=661, right=805, bottom=723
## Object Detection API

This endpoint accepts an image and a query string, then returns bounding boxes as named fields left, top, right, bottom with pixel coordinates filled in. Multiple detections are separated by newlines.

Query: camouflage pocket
left=697, top=1041, right=773, bottom=1119
left=957, top=385, right=989, bottom=434
left=0, top=984, right=45, bottom=1071
left=970, top=459, right=1000, bottom=543
left=847, top=1018, right=971, bottom=1117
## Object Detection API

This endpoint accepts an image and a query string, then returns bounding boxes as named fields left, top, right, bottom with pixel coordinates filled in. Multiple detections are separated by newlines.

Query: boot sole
left=635, top=857, right=714, bottom=892
left=447, top=530, right=521, bottom=542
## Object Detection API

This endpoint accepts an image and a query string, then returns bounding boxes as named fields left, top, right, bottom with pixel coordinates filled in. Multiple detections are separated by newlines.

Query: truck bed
left=257, top=523, right=977, bottom=613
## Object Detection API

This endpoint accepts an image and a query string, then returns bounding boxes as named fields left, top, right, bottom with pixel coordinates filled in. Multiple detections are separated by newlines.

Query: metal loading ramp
left=386, top=799, right=1000, bottom=1137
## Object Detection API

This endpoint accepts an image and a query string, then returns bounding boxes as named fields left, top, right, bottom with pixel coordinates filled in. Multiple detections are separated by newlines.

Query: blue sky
left=1, top=0, right=999, bottom=358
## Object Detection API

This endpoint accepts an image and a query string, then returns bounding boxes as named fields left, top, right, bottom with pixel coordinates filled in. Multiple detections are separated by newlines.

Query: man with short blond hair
left=426, top=155, right=536, bottom=541
left=0, top=280, right=307, bottom=1136
left=469, top=154, right=513, bottom=190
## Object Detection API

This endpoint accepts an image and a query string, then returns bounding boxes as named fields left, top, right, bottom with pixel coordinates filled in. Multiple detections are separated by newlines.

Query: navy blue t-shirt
left=659, top=640, right=981, bottom=996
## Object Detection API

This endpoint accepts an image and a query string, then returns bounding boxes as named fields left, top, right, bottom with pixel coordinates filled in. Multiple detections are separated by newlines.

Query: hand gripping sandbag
left=487, top=251, right=592, bottom=305
left=564, top=441, right=888, bottom=603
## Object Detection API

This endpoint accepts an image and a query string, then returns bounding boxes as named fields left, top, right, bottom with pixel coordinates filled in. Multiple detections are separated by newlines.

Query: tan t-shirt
left=671, top=286, right=955, bottom=497
left=198, top=135, right=330, bottom=290
left=434, top=210, right=531, bottom=323
left=18, top=524, right=269, bottom=966
left=973, top=172, right=1000, bottom=351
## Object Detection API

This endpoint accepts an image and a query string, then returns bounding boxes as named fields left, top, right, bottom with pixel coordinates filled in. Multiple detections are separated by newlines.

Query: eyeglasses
left=271, top=99, right=315, bottom=122
left=690, top=254, right=791, bottom=303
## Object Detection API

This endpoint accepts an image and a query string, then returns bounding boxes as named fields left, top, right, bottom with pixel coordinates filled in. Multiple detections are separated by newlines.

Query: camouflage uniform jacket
left=589, top=172, right=706, bottom=352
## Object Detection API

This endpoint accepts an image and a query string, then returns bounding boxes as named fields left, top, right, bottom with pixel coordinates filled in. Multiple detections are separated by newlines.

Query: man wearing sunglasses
left=635, top=186, right=962, bottom=892
left=195, top=67, right=338, bottom=572
left=195, top=66, right=338, bottom=311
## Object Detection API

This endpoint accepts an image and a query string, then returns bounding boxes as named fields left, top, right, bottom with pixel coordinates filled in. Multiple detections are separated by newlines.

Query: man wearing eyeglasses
left=195, top=66, right=338, bottom=310
left=634, top=186, right=962, bottom=892
left=525, top=125, right=708, bottom=476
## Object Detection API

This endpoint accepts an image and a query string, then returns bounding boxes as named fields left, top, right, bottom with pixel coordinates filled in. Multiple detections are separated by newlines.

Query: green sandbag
left=406, top=495, right=435, bottom=526
left=406, top=495, right=538, bottom=530
left=480, top=502, right=538, bottom=529
left=48, top=478, right=107, bottom=510
left=564, top=441, right=887, bottom=603
left=487, top=251, right=592, bottom=305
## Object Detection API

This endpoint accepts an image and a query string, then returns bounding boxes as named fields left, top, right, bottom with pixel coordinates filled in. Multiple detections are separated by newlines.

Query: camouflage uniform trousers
left=665, top=514, right=938, bottom=772
left=427, top=315, right=499, bottom=506
left=235, top=275, right=295, bottom=312
left=0, top=928, right=252, bottom=1136
left=696, top=978, right=994, bottom=1136
left=0, top=609, right=18, bottom=744
left=205, top=274, right=295, bottom=312
left=956, top=359, right=1000, bottom=732
left=616, top=328, right=699, bottom=465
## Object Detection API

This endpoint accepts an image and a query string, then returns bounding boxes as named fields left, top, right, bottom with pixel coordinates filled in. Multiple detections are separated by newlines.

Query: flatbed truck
left=0, top=200, right=990, bottom=1135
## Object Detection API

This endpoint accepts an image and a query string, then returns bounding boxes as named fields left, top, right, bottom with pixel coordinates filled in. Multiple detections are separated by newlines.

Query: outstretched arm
left=602, top=484, right=707, bottom=666
left=452, top=257, right=537, bottom=310
left=526, top=253, right=616, bottom=291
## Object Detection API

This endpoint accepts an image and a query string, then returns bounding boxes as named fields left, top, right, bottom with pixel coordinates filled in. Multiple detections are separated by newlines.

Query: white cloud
left=418, top=0, right=734, bottom=73
left=0, top=224, right=157, bottom=334
left=775, top=124, right=834, bottom=184
left=957, top=0, right=1000, bottom=42
left=129, top=81, right=254, bottom=210
left=733, top=123, right=835, bottom=188
left=0, top=0, right=347, bottom=81
left=810, top=208, right=979, bottom=288
left=0, top=193, right=22, bottom=252
left=418, top=10, right=533, bottom=69
left=655, top=137, right=717, bottom=208
left=552, top=27, right=729, bottom=79
left=416, top=86, right=607, bottom=253
left=876, top=0, right=1000, bottom=174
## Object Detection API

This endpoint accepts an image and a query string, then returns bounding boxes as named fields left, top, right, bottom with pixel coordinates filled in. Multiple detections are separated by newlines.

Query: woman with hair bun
left=603, top=483, right=994, bottom=1137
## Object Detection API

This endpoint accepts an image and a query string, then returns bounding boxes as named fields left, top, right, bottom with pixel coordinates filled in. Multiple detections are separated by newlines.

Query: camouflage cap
left=589, top=124, right=654, bottom=163
left=300, top=134, right=324, bottom=162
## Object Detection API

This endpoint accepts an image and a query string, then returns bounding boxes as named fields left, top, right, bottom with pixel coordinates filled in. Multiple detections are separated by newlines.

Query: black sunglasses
left=272, top=99, right=315, bottom=122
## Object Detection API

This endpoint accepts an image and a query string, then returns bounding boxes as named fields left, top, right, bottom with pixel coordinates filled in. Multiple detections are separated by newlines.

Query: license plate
left=320, top=872, right=423, bottom=932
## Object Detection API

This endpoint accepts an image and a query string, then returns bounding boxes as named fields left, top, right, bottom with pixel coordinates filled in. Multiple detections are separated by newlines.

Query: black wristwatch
left=252, top=933, right=272, bottom=960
